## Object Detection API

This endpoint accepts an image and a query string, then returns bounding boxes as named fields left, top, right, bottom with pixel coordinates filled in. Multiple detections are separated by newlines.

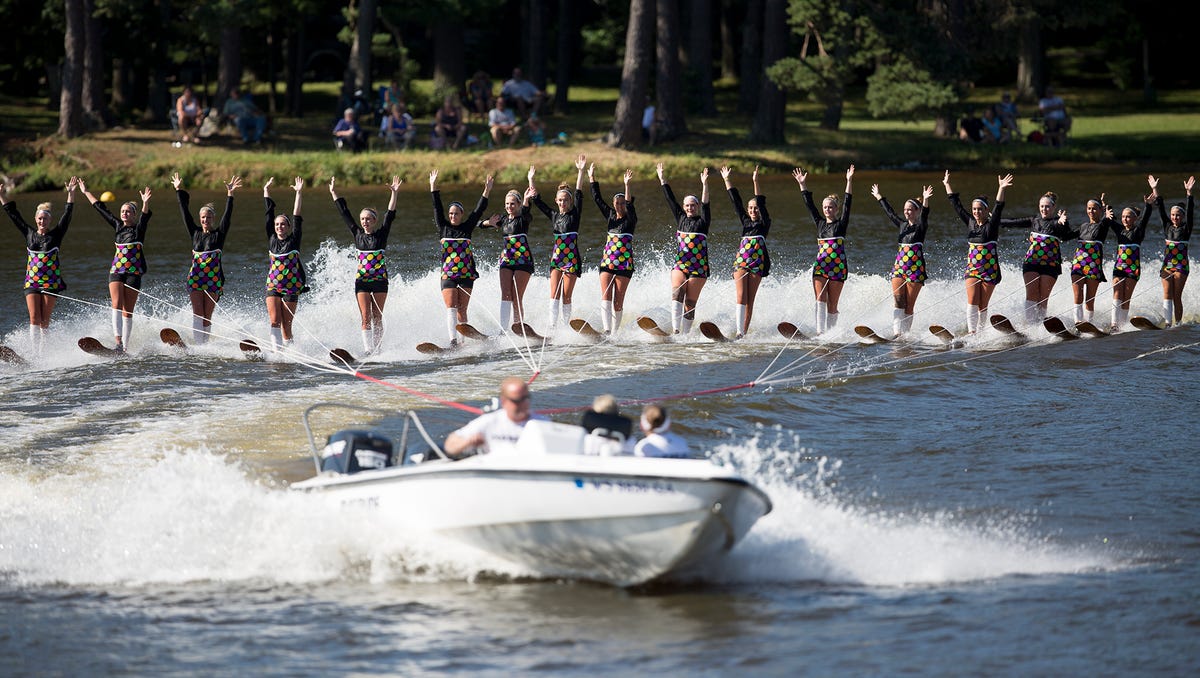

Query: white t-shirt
left=488, top=107, right=516, bottom=127
left=1039, top=96, right=1065, bottom=121
left=452, top=410, right=541, bottom=455
left=642, top=105, right=656, bottom=130
left=634, top=431, right=690, bottom=458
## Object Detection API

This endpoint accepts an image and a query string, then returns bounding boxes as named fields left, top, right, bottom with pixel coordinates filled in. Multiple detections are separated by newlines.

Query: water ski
left=160, top=327, right=187, bottom=349
left=0, top=345, right=27, bottom=365
left=569, top=318, right=603, bottom=339
left=1075, top=321, right=1109, bottom=337
left=239, top=339, right=262, bottom=356
left=989, top=314, right=1026, bottom=339
left=777, top=322, right=810, bottom=341
left=853, top=325, right=891, bottom=344
left=699, top=321, right=733, bottom=342
left=78, top=337, right=124, bottom=358
left=455, top=323, right=490, bottom=341
left=636, top=316, right=672, bottom=338
left=929, top=325, right=958, bottom=344
left=1042, top=316, right=1079, bottom=341
left=416, top=341, right=456, bottom=355
left=510, top=323, right=546, bottom=341
left=1129, top=316, right=1163, bottom=331
left=330, top=348, right=356, bottom=365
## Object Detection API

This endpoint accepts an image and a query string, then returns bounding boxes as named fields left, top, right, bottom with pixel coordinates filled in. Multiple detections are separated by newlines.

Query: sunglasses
left=504, top=394, right=530, bottom=404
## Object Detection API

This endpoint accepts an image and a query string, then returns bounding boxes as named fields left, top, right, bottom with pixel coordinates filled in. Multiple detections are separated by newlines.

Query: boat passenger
left=943, top=171, right=1013, bottom=334
left=582, top=394, right=635, bottom=455
left=529, top=155, right=587, bottom=330
left=80, top=180, right=152, bottom=352
left=444, top=377, right=543, bottom=458
left=633, top=404, right=690, bottom=458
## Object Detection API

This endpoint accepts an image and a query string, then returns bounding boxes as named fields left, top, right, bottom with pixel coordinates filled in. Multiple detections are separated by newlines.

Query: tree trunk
left=553, top=0, right=573, bottom=113
left=526, top=0, right=547, bottom=88
left=656, top=0, right=687, bottom=140
left=111, top=58, right=132, bottom=118
left=1141, top=37, right=1155, bottom=105
left=82, top=0, right=107, bottom=130
left=1016, top=18, right=1043, bottom=100
left=608, top=0, right=654, bottom=147
left=737, top=0, right=764, bottom=114
left=432, top=21, right=465, bottom=96
left=686, top=0, right=716, bottom=116
left=59, top=0, right=85, bottom=138
left=355, top=0, right=376, bottom=92
left=933, top=114, right=954, bottom=137
left=144, top=0, right=172, bottom=124
left=719, top=0, right=737, bottom=80
left=749, top=0, right=786, bottom=142
left=216, top=24, right=242, bottom=111
left=285, top=21, right=305, bottom=117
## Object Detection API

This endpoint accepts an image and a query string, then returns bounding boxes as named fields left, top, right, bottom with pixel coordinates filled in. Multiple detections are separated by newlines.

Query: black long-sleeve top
left=264, top=197, right=303, bottom=254
left=494, top=203, right=533, bottom=236
left=93, top=201, right=151, bottom=245
left=802, top=190, right=852, bottom=238
left=878, top=197, right=929, bottom=244
left=1157, top=194, right=1194, bottom=241
left=432, top=191, right=489, bottom=240
left=1113, top=198, right=1157, bottom=246
left=177, top=190, right=233, bottom=251
left=728, top=188, right=771, bottom=237
left=662, top=183, right=711, bottom=234
left=590, top=181, right=637, bottom=235
left=1077, top=216, right=1115, bottom=242
left=6, top=202, right=73, bottom=251
left=947, top=193, right=1005, bottom=243
left=334, top=197, right=395, bottom=250
left=532, top=189, right=583, bottom=234
left=1000, top=212, right=1079, bottom=241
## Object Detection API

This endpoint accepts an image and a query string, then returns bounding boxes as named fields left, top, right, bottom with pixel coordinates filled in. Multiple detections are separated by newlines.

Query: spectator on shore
left=500, top=67, right=544, bottom=118
left=176, top=86, right=204, bottom=144
left=333, top=108, right=368, bottom=153
left=380, top=101, right=416, bottom=150
left=527, top=113, right=546, bottom=147
left=468, top=71, right=494, bottom=122
left=642, top=96, right=660, bottom=146
left=379, top=80, right=402, bottom=118
left=958, top=106, right=984, bottom=143
left=434, top=95, right=468, bottom=150
left=997, top=92, right=1020, bottom=135
left=487, top=96, right=521, bottom=147
left=980, top=106, right=1009, bottom=144
left=1039, top=86, right=1071, bottom=147
left=222, top=88, right=267, bottom=145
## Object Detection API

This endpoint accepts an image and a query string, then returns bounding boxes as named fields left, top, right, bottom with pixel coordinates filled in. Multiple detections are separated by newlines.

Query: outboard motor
left=320, top=430, right=395, bottom=474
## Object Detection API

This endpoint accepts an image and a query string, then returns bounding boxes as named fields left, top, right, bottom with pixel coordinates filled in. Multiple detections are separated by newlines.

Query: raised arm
left=387, top=176, right=401, bottom=212
left=844, top=164, right=855, bottom=195
left=700, top=167, right=710, bottom=204
left=872, top=184, right=904, bottom=227
left=623, top=168, right=633, bottom=202
left=575, top=154, right=586, bottom=192
left=328, top=175, right=340, bottom=202
left=140, top=186, right=152, bottom=215
left=292, top=176, right=304, bottom=217
left=921, top=185, right=934, bottom=207
left=752, top=165, right=761, bottom=197
left=997, top=173, right=1014, bottom=203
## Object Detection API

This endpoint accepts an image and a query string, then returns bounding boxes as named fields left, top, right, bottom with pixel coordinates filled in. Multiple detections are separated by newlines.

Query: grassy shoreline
left=3, top=85, right=1198, bottom=192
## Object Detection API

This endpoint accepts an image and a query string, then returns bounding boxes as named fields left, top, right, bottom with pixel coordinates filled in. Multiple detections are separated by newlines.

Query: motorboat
left=291, top=404, right=772, bottom=587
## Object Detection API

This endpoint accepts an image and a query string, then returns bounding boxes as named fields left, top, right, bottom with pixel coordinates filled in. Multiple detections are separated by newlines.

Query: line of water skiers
left=2, top=157, right=1193, bottom=355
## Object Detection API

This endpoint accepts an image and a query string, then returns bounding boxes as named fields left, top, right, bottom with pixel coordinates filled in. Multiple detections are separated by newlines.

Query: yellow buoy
left=99, top=191, right=116, bottom=202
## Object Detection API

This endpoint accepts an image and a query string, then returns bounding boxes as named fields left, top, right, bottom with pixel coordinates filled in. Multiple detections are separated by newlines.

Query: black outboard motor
left=320, top=430, right=395, bottom=474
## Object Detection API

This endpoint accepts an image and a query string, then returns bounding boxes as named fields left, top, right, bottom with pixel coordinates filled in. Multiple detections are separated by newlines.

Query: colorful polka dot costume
left=1113, top=243, right=1141, bottom=280
left=1023, top=232, right=1062, bottom=268
left=266, top=250, right=305, bottom=295
left=734, top=236, right=766, bottom=275
left=24, top=248, right=64, bottom=291
left=891, top=242, right=927, bottom=283
left=440, top=238, right=478, bottom=280
left=187, top=249, right=223, bottom=293
left=674, top=231, right=709, bottom=278
left=499, top=234, right=532, bottom=267
left=110, top=242, right=146, bottom=276
left=1069, top=240, right=1105, bottom=280
left=550, top=231, right=581, bottom=275
left=964, top=241, right=1000, bottom=283
left=356, top=249, right=389, bottom=282
left=601, top=232, right=634, bottom=271
left=1160, top=240, right=1190, bottom=275
left=813, top=237, right=847, bottom=281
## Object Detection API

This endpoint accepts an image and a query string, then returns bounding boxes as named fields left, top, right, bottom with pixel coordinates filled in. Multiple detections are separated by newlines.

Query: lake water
left=2, top=170, right=1198, bottom=674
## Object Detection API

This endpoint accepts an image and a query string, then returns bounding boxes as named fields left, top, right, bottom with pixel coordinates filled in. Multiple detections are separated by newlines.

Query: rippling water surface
left=2, top=171, right=1198, bottom=674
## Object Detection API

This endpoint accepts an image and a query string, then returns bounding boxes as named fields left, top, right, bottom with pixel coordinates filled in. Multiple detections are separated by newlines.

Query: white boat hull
left=293, top=454, right=771, bottom=587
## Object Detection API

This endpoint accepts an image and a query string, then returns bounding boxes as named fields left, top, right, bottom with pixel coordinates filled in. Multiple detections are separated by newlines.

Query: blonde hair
left=35, top=202, right=52, bottom=215
left=823, top=194, right=839, bottom=206
left=1041, top=191, right=1057, bottom=206
left=360, top=207, right=378, bottom=219
left=122, top=201, right=139, bottom=214
left=505, top=189, right=522, bottom=202
left=556, top=183, right=574, bottom=210
left=640, top=404, right=670, bottom=433
left=199, top=203, right=216, bottom=217
left=592, top=394, right=619, bottom=415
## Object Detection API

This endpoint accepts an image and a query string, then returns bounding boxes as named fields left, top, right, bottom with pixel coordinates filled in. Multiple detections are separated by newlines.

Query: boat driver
left=444, top=377, right=541, bottom=458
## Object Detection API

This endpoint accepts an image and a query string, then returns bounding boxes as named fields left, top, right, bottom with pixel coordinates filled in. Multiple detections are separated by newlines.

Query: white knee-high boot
left=547, top=298, right=561, bottom=329
left=826, top=311, right=839, bottom=330
left=600, top=300, right=613, bottom=333
left=561, top=302, right=572, bottom=323
left=1023, top=300, right=1038, bottom=325
left=1163, top=299, right=1175, bottom=326
left=121, top=316, right=133, bottom=348
left=192, top=317, right=206, bottom=344
left=815, top=301, right=828, bottom=334
left=966, top=304, right=980, bottom=334
left=499, top=301, right=513, bottom=331
left=446, top=308, right=459, bottom=344
left=270, top=326, right=284, bottom=351
left=736, top=305, right=747, bottom=338
left=892, top=308, right=904, bottom=337
left=1072, top=304, right=1083, bottom=324
left=671, top=301, right=684, bottom=333
left=111, top=308, right=123, bottom=346
left=612, top=309, right=623, bottom=332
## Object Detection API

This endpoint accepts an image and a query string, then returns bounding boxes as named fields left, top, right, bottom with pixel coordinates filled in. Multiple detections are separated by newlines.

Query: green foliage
left=865, top=58, right=958, bottom=120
